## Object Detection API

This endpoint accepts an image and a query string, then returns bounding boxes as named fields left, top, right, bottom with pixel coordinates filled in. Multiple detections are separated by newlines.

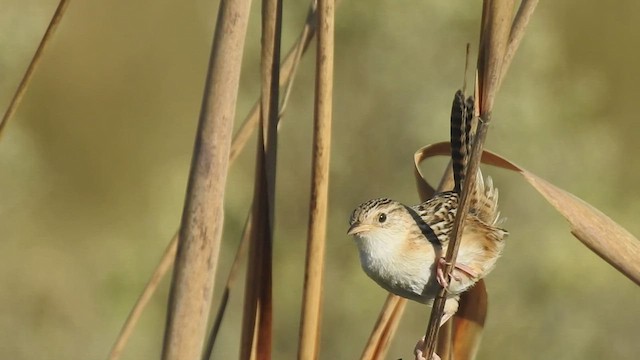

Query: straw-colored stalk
left=107, top=4, right=318, bottom=358
left=108, top=232, right=178, bottom=360
left=421, top=1, right=531, bottom=357
left=0, top=0, right=71, bottom=136
left=160, top=0, right=252, bottom=359
left=359, top=294, right=407, bottom=360
left=202, top=215, right=252, bottom=360
left=239, top=0, right=282, bottom=358
left=368, top=0, right=637, bottom=357
left=297, top=0, right=334, bottom=359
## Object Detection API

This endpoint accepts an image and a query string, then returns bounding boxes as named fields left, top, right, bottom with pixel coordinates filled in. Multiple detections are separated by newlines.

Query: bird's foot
left=436, top=258, right=454, bottom=288
left=414, top=336, right=441, bottom=360
left=436, top=258, right=479, bottom=288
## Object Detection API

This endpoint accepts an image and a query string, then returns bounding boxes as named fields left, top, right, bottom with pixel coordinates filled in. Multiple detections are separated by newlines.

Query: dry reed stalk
left=202, top=215, right=252, bottom=360
left=160, top=0, right=252, bottom=358
left=434, top=167, right=487, bottom=360
left=230, top=2, right=317, bottom=162
left=0, top=0, right=71, bottom=136
left=238, top=0, right=282, bottom=358
left=499, top=0, right=540, bottom=90
left=363, top=0, right=540, bottom=355
left=107, top=5, right=318, bottom=359
left=445, top=2, right=539, bottom=358
left=421, top=1, right=516, bottom=358
left=108, top=232, right=178, bottom=360
left=297, top=0, right=334, bottom=358
left=436, top=323, right=452, bottom=360
left=359, top=294, right=407, bottom=360
left=450, top=280, right=487, bottom=359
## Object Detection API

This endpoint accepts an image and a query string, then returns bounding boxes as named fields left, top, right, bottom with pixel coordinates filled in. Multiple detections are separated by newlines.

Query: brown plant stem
left=202, top=215, right=252, bottom=360
left=229, top=3, right=317, bottom=162
left=499, top=0, right=540, bottom=90
left=451, top=281, right=487, bottom=359
left=107, top=232, right=178, bottom=360
left=0, top=0, right=71, bottom=136
left=421, top=1, right=516, bottom=358
left=422, top=109, right=490, bottom=360
left=161, top=0, right=253, bottom=358
left=359, top=295, right=407, bottom=360
left=238, top=0, right=282, bottom=358
left=297, top=0, right=334, bottom=358
left=106, top=4, right=318, bottom=359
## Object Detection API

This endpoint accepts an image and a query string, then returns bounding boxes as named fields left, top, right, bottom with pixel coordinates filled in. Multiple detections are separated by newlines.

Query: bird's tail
left=450, top=90, right=473, bottom=194
left=469, top=169, right=505, bottom=227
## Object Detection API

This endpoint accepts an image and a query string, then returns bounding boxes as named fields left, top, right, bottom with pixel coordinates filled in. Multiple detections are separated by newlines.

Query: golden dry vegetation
left=1, top=1, right=639, bottom=359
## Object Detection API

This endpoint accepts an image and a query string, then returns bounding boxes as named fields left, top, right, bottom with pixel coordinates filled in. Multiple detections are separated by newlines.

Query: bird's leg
left=436, top=257, right=450, bottom=288
left=436, top=257, right=478, bottom=288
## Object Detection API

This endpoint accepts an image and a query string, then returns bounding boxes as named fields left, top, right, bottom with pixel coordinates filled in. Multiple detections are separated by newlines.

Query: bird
left=348, top=173, right=507, bottom=359
left=347, top=91, right=508, bottom=360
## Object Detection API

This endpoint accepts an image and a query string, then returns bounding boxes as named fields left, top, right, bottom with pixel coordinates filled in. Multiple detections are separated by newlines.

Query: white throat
left=352, top=228, right=434, bottom=303
left=353, top=230, right=404, bottom=277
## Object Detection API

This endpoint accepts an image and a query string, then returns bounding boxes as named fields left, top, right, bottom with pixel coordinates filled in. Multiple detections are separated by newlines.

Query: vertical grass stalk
left=107, top=5, right=318, bottom=358
left=161, top=0, right=252, bottom=359
left=0, top=0, right=71, bottom=136
left=297, top=0, right=334, bottom=358
left=239, top=0, right=282, bottom=358
left=421, top=1, right=516, bottom=358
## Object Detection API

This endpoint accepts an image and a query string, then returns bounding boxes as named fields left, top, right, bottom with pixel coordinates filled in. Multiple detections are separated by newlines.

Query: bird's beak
left=347, top=223, right=370, bottom=236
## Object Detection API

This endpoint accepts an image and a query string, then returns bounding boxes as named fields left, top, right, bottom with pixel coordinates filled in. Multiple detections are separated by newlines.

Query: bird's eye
left=378, top=213, right=387, bottom=223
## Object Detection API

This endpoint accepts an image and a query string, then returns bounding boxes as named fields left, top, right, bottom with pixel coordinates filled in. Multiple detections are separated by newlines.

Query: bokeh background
left=1, top=1, right=639, bottom=359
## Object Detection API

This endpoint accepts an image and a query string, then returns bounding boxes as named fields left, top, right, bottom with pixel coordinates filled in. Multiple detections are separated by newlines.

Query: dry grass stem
left=239, top=0, right=282, bottom=358
left=161, top=0, right=252, bottom=358
left=422, top=1, right=517, bottom=358
left=107, top=232, right=178, bottom=360
left=421, top=119, right=491, bottom=359
left=359, top=295, right=407, bottom=360
left=106, top=4, right=317, bottom=358
left=363, top=1, right=541, bottom=357
left=279, top=1, right=317, bottom=119
left=436, top=321, right=452, bottom=360
left=450, top=280, right=487, bottom=359
left=297, top=0, right=334, bottom=358
left=202, top=215, right=252, bottom=360
left=499, top=0, right=540, bottom=90
left=476, top=0, right=515, bottom=113
left=230, top=3, right=317, bottom=162
left=0, top=0, right=71, bottom=136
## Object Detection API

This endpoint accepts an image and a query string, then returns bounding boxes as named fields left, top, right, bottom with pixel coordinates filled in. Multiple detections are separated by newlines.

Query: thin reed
left=161, top=0, right=252, bottom=359
left=0, top=0, right=70, bottom=136
left=3, top=2, right=639, bottom=360
left=298, top=0, right=334, bottom=358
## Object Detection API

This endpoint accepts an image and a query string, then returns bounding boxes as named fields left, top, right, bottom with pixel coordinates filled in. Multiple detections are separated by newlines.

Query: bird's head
left=348, top=198, right=409, bottom=244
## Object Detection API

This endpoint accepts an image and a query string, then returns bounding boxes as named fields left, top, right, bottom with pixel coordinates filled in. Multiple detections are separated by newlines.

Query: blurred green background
left=1, top=1, right=639, bottom=359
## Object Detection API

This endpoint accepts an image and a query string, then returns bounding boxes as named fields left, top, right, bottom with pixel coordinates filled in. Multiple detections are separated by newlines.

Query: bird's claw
left=436, top=257, right=458, bottom=288
left=437, top=257, right=478, bottom=289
